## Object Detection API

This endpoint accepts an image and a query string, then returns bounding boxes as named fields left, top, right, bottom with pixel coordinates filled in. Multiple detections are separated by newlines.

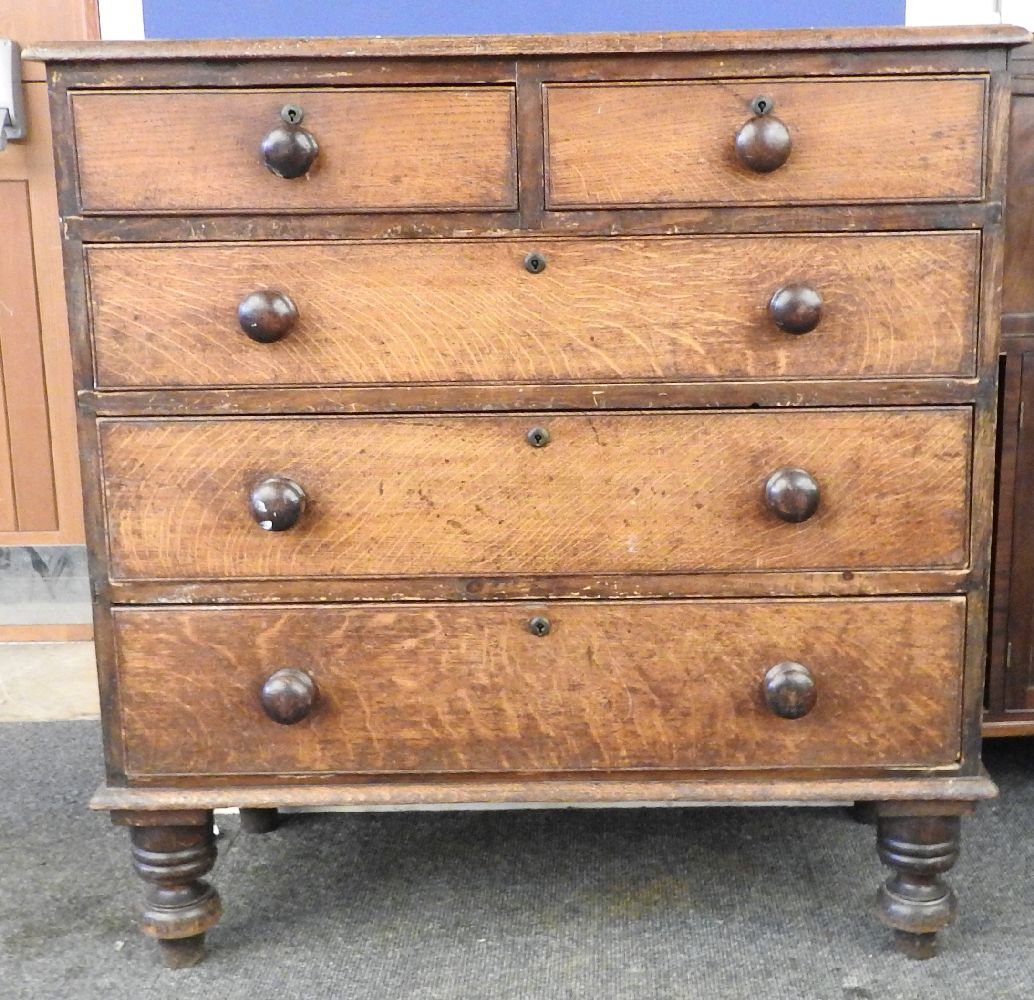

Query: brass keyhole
left=750, top=95, right=774, bottom=116
left=524, top=251, right=547, bottom=274
left=280, top=104, right=304, bottom=125
left=528, top=616, right=551, bottom=637
left=526, top=427, right=550, bottom=448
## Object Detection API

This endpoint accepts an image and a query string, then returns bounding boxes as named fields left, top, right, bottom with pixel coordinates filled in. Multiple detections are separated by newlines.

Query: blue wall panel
left=143, top=1, right=906, bottom=40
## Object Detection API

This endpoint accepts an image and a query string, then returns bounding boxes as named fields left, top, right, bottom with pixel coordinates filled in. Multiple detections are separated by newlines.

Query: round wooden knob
left=763, top=661, right=817, bottom=719
left=261, top=106, right=319, bottom=179
left=249, top=476, right=306, bottom=531
left=237, top=290, right=298, bottom=343
left=764, top=467, right=820, bottom=523
left=260, top=668, right=317, bottom=725
left=735, top=115, right=792, bottom=173
left=768, top=284, right=822, bottom=334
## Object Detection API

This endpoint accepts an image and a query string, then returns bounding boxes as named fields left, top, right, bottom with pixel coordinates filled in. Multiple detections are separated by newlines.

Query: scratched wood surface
left=113, top=597, right=965, bottom=776
left=985, top=57, right=1034, bottom=733
left=98, top=409, right=971, bottom=581
left=86, top=232, right=980, bottom=388
left=92, top=772, right=998, bottom=808
left=545, top=77, right=986, bottom=208
left=1003, top=93, right=1034, bottom=318
left=71, top=87, right=517, bottom=213
left=26, top=26, right=1033, bottom=62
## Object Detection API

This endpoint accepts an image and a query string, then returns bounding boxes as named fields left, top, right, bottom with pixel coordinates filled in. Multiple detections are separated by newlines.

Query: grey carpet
left=1, top=721, right=1031, bottom=1000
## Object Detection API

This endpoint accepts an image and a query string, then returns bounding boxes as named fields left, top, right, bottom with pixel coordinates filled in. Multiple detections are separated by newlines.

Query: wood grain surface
left=0, top=81, right=84, bottom=544
left=24, top=25, right=1032, bottom=62
left=545, top=77, right=986, bottom=207
left=91, top=772, right=998, bottom=808
left=72, top=87, right=517, bottom=213
left=112, top=597, right=965, bottom=776
left=97, top=409, right=971, bottom=581
left=86, top=232, right=980, bottom=388
left=1003, top=92, right=1034, bottom=316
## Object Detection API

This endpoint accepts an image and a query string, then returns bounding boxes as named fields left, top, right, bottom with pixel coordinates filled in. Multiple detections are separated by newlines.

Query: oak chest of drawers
left=29, top=24, right=1031, bottom=966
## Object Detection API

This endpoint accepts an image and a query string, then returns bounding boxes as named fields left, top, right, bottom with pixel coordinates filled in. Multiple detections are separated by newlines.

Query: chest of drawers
left=28, top=24, right=1031, bottom=967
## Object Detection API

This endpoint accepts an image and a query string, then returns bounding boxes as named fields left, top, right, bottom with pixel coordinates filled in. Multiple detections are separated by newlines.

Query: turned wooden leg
left=240, top=807, right=280, bottom=834
left=874, top=813, right=960, bottom=960
left=114, top=810, right=222, bottom=968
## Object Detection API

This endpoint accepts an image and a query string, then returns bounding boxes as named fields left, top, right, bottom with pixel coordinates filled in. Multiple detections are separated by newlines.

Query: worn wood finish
left=128, top=816, right=221, bottom=968
left=78, top=378, right=987, bottom=419
left=985, top=54, right=1034, bottom=733
left=990, top=350, right=1034, bottom=723
left=101, top=568, right=972, bottom=606
left=113, top=598, right=965, bottom=777
left=1002, top=351, right=1034, bottom=715
left=1002, top=91, right=1034, bottom=317
left=97, top=409, right=971, bottom=582
left=91, top=772, right=998, bottom=810
left=986, top=350, right=1021, bottom=719
left=72, top=88, right=518, bottom=214
left=953, top=69, right=1010, bottom=765
left=65, top=201, right=997, bottom=245
left=545, top=78, right=987, bottom=208
left=86, top=233, right=980, bottom=389
left=34, top=27, right=1026, bottom=962
left=875, top=813, right=961, bottom=959
left=24, top=26, right=1032, bottom=62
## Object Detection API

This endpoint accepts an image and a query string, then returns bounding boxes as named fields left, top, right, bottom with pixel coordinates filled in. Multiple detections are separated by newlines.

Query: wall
left=138, top=1, right=906, bottom=38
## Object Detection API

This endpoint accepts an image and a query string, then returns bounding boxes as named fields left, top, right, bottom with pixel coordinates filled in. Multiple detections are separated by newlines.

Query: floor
left=0, top=544, right=97, bottom=723
left=0, top=642, right=98, bottom=721
left=1, top=721, right=1031, bottom=1000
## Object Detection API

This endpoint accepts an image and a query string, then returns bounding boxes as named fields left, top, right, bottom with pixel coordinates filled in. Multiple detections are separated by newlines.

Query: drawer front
left=113, top=598, right=965, bottom=776
left=87, top=232, right=979, bottom=389
left=98, top=409, right=970, bottom=581
left=545, top=77, right=985, bottom=208
left=71, top=88, right=517, bottom=213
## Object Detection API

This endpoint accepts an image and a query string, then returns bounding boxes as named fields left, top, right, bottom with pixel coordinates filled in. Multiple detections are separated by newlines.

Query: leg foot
left=128, top=813, right=222, bottom=967
left=893, top=929, right=939, bottom=960
left=875, top=813, right=960, bottom=960
left=240, top=807, right=280, bottom=834
left=157, top=933, right=207, bottom=969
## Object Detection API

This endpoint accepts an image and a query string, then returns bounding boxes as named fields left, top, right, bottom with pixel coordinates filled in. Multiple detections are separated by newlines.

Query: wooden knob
left=768, top=284, right=822, bottom=334
left=735, top=115, right=792, bottom=173
left=260, top=668, right=317, bottom=725
left=249, top=476, right=306, bottom=531
left=763, top=661, right=817, bottom=719
left=764, top=467, right=820, bottom=523
left=261, top=105, right=319, bottom=179
left=237, top=290, right=298, bottom=343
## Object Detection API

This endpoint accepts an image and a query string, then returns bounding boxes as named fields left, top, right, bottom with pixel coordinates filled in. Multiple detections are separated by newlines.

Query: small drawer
left=97, top=408, right=970, bottom=582
left=71, top=87, right=517, bottom=213
left=545, top=77, right=986, bottom=208
left=86, top=231, right=980, bottom=388
left=113, top=597, right=965, bottom=777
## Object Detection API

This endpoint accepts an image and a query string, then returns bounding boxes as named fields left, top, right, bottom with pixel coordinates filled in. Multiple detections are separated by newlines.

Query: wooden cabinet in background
left=0, top=3, right=96, bottom=547
left=988, top=43, right=1034, bottom=733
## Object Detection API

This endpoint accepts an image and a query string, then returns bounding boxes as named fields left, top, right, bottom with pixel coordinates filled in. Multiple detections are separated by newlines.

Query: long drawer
left=86, top=232, right=980, bottom=388
left=97, top=408, right=971, bottom=581
left=71, top=87, right=518, bottom=213
left=545, top=76, right=986, bottom=207
left=113, top=597, right=965, bottom=776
